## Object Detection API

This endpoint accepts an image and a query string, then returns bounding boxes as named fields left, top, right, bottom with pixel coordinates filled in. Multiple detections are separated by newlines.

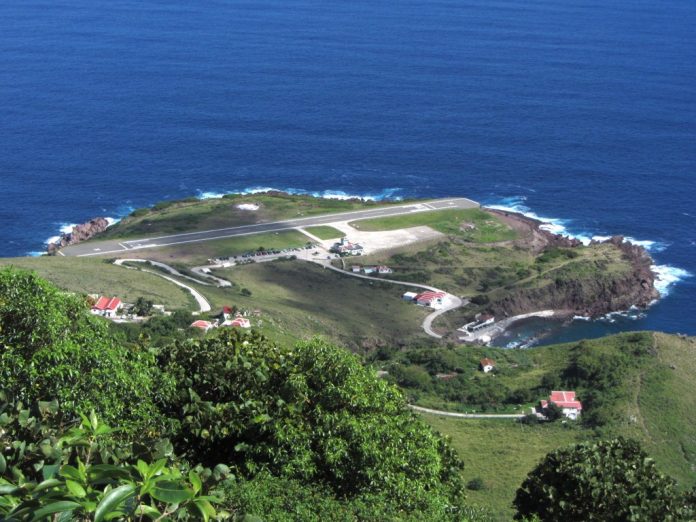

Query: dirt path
left=409, top=404, right=525, bottom=419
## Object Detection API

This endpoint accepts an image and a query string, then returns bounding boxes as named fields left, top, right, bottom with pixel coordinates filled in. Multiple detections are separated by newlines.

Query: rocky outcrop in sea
left=47, top=217, right=110, bottom=255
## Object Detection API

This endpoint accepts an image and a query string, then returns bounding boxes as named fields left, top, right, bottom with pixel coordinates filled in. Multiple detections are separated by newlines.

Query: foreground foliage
left=160, top=331, right=467, bottom=516
left=0, top=268, right=169, bottom=436
left=0, top=395, right=219, bottom=521
left=514, top=437, right=691, bottom=521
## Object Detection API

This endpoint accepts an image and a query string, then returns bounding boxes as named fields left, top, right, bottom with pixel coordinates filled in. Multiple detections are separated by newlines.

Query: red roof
left=223, top=306, right=233, bottom=313
left=190, top=320, right=212, bottom=329
left=415, top=291, right=445, bottom=302
left=480, top=358, right=495, bottom=367
left=545, top=391, right=582, bottom=410
left=92, top=296, right=121, bottom=311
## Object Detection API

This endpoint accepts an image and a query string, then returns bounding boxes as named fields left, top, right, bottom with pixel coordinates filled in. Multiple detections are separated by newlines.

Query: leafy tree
left=0, top=268, right=170, bottom=436
left=514, top=438, right=682, bottom=521
left=159, top=331, right=466, bottom=515
left=131, top=296, right=154, bottom=316
left=543, top=402, right=563, bottom=422
left=0, top=396, right=220, bottom=521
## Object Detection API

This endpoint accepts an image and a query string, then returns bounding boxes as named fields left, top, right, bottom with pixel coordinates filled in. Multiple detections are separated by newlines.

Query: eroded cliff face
left=481, top=209, right=659, bottom=318
left=47, top=217, right=110, bottom=254
left=489, top=234, right=659, bottom=318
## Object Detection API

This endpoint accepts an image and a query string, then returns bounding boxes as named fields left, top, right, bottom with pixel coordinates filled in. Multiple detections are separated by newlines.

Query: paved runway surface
left=62, top=197, right=479, bottom=257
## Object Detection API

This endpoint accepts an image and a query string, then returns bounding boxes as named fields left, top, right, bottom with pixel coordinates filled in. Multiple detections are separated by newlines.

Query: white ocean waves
left=196, top=186, right=403, bottom=202
left=652, top=264, right=692, bottom=297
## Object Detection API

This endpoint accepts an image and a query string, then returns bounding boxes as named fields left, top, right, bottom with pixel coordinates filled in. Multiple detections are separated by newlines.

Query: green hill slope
left=407, top=332, right=696, bottom=518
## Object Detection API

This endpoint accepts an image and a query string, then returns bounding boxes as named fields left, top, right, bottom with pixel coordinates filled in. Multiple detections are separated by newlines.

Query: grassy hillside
left=0, top=256, right=194, bottom=309
left=423, top=415, right=583, bottom=520
left=206, top=260, right=431, bottom=349
left=405, top=332, right=696, bottom=519
left=98, top=193, right=401, bottom=240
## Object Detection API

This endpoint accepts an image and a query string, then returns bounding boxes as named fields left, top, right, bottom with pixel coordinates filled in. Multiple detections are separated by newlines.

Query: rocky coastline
left=47, top=217, right=111, bottom=255
left=484, top=209, right=659, bottom=319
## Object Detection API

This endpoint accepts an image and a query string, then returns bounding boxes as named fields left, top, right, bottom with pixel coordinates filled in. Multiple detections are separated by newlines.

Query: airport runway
left=61, top=197, right=479, bottom=257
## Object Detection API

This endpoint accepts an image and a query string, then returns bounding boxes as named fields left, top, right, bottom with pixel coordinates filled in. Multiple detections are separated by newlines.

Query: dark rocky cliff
left=484, top=208, right=659, bottom=319
left=47, top=217, right=110, bottom=255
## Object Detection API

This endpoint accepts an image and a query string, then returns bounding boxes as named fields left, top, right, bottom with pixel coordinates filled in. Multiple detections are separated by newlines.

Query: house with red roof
left=222, top=317, right=251, bottom=329
left=415, top=291, right=446, bottom=309
left=540, top=391, right=583, bottom=420
left=91, top=296, right=122, bottom=318
left=479, top=358, right=496, bottom=373
left=190, top=320, right=214, bottom=332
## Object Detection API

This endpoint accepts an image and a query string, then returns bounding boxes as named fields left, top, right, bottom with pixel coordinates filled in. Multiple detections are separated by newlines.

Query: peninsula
left=34, top=191, right=658, bottom=346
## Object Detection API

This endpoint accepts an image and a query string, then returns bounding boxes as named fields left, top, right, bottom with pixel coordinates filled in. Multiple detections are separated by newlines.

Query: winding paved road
left=61, top=197, right=478, bottom=257
left=113, top=259, right=211, bottom=312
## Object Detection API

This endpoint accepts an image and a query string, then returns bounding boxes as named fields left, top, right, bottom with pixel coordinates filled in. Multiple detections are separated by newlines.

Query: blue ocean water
left=1, top=0, right=695, bottom=343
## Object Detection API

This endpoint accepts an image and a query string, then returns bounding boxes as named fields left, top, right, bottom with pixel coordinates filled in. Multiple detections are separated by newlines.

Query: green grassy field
left=98, top=193, right=402, bottom=240
left=205, top=260, right=431, bottom=349
left=103, top=230, right=312, bottom=265
left=303, top=225, right=344, bottom=240
left=422, top=415, right=583, bottom=520
left=0, top=257, right=195, bottom=309
left=349, top=208, right=517, bottom=243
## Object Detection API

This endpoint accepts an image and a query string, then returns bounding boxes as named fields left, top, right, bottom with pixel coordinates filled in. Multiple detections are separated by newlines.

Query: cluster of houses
left=190, top=305, right=255, bottom=332
left=402, top=290, right=446, bottom=309
left=351, top=264, right=393, bottom=275
left=330, top=237, right=364, bottom=256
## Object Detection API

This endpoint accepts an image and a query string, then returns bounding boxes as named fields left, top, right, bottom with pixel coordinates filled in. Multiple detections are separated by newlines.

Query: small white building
left=464, top=314, right=495, bottom=333
left=402, top=291, right=418, bottom=301
left=222, top=317, right=251, bottom=329
left=330, top=237, right=364, bottom=256
left=377, top=266, right=393, bottom=274
left=351, top=265, right=362, bottom=273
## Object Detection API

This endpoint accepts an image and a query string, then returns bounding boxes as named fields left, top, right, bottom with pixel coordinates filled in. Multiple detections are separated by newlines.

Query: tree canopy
left=159, top=331, right=466, bottom=514
left=514, top=437, right=683, bottom=521
left=0, top=268, right=169, bottom=436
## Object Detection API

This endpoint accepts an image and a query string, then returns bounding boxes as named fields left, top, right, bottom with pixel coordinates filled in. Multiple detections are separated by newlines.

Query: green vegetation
left=99, top=193, right=398, bottom=240
left=0, top=257, right=194, bottom=310
left=0, top=269, right=475, bottom=520
left=159, top=333, right=466, bottom=515
left=208, top=261, right=429, bottom=348
left=0, top=268, right=168, bottom=435
left=303, top=225, right=344, bottom=240
left=514, top=438, right=687, bottom=521
left=0, top=402, right=219, bottom=520
left=423, top=415, right=583, bottom=520
left=388, top=332, right=696, bottom=517
left=350, top=208, right=517, bottom=243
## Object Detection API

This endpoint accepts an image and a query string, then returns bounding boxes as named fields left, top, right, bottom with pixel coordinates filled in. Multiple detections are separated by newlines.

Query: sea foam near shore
left=196, top=186, right=403, bottom=202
